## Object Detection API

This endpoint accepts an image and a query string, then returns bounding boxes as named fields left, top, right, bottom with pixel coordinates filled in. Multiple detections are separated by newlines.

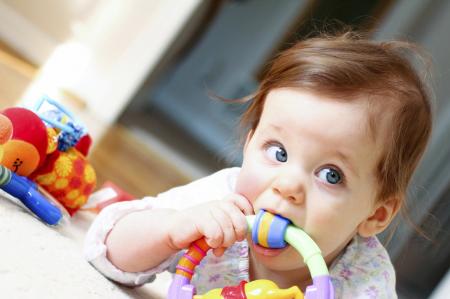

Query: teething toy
left=168, top=210, right=334, bottom=299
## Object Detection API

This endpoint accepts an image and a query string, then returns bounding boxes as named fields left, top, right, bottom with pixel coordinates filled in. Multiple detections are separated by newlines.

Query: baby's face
left=236, top=88, right=381, bottom=272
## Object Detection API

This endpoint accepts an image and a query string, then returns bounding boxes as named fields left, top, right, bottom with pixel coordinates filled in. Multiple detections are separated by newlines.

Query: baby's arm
left=84, top=167, right=245, bottom=285
left=105, top=194, right=253, bottom=273
left=105, top=208, right=178, bottom=273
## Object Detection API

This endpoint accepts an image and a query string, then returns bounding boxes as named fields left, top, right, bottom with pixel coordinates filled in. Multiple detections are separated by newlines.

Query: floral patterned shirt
left=85, top=167, right=397, bottom=298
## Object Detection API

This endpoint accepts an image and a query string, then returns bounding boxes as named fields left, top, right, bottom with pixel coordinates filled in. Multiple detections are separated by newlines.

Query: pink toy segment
left=175, top=238, right=209, bottom=280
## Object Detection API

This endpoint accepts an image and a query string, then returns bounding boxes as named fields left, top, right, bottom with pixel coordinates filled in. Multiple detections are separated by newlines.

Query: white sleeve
left=83, top=167, right=239, bottom=286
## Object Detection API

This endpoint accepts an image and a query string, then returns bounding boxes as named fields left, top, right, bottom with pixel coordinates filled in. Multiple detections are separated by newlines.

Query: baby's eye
left=265, top=144, right=287, bottom=162
left=317, top=167, right=342, bottom=185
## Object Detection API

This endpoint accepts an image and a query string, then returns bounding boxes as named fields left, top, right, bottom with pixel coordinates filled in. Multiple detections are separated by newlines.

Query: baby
left=84, top=32, right=432, bottom=298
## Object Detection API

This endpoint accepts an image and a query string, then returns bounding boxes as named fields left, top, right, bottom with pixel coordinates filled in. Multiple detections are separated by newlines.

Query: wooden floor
left=0, top=41, right=36, bottom=107
left=0, top=45, right=190, bottom=199
left=89, top=124, right=191, bottom=198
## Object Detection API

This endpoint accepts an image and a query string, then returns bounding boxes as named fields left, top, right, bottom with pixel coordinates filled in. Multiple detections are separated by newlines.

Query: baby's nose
left=272, top=174, right=305, bottom=205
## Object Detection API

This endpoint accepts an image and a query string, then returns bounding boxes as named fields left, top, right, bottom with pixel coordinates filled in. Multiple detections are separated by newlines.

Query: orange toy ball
left=0, top=114, right=13, bottom=144
left=2, top=140, right=41, bottom=176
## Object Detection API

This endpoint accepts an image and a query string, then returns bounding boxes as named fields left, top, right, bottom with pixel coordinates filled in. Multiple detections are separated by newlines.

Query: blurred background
left=0, top=0, right=448, bottom=298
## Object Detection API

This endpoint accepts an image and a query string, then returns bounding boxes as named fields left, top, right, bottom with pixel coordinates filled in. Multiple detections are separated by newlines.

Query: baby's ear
left=357, top=196, right=401, bottom=237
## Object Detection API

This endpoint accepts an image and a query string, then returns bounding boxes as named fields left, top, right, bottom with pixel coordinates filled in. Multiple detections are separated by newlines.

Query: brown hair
left=240, top=31, right=433, bottom=203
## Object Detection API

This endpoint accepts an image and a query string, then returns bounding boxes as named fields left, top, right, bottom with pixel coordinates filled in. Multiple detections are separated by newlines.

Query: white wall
left=0, top=0, right=202, bottom=140
left=430, top=270, right=450, bottom=299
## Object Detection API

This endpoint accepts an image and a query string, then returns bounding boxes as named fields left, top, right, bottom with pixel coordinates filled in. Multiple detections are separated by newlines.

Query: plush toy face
left=0, top=107, right=49, bottom=176
left=2, top=140, right=41, bottom=175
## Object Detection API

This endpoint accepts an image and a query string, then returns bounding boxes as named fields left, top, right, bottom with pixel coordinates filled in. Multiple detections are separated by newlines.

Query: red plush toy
left=1, top=107, right=49, bottom=176
left=0, top=106, right=96, bottom=215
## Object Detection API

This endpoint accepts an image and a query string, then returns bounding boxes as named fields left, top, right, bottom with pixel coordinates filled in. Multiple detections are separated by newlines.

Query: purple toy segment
left=168, top=274, right=196, bottom=299
left=305, top=275, right=335, bottom=299
left=267, top=213, right=291, bottom=248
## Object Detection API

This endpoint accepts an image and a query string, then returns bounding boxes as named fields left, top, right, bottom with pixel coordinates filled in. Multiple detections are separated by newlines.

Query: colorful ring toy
left=168, top=209, right=334, bottom=299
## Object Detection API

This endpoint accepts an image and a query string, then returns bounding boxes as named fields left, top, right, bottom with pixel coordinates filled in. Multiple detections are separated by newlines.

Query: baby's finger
left=212, top=247, right=226, bottom=257
left=227, top=193, right=254, bottom=215
left=201, top=211, right=224, bottom=249
left=219, top=202, right=248, bottom=242
left=211, top=206, right=235, bottom=248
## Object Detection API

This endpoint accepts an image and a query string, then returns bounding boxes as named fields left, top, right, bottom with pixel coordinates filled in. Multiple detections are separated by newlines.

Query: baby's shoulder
left=155, top=167, right=241, bottom=203
left=331, top=236, right=397, bottom=298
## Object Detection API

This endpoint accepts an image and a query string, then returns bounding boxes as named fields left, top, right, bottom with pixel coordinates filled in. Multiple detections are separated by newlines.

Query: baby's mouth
left=249, top=238, right=289, bottom=257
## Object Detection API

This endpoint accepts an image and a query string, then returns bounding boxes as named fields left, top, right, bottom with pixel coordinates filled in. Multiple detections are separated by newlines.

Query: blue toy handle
left=0, top=166, right=62, bottom=225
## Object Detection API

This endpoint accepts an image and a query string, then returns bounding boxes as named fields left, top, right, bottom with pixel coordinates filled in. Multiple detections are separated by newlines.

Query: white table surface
left=0, top=191, right=170, bottom=299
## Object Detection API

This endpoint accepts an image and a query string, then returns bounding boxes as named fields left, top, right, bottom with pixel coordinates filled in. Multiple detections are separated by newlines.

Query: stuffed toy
left=0, top=107, right=48, bottom=176
left=0, top=114, right=63, bottom=225
left=0, top=114, right=12, bottom=164
left=0, top=102, right=96, bottom=216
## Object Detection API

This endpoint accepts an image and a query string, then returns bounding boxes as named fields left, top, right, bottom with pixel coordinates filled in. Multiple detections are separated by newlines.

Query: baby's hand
left=167, top=194, right=253, bottom=257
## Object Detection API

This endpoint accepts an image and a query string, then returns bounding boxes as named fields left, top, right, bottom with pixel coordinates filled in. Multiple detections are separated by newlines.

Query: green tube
left=285, top=226, right=329, bottom=276
left=246, top=215, right=329, bottom=277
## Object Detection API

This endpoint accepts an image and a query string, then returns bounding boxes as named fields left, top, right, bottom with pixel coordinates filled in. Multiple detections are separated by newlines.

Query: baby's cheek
left=235, top=168, right=265, bottom=203
left=307, top=209, right=342, bottom=243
